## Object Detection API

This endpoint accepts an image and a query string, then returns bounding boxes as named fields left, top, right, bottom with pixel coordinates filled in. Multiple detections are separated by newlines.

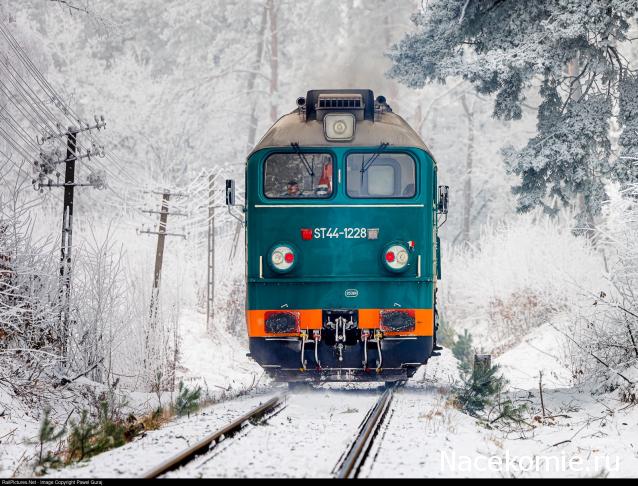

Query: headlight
left=380, top=309, right=416, bottom=332
left=382, top=242, right=410, bottom=273
left=323, top=113, right=355, bottom=141
left=265, top=311, right=300, bottom=334
left=268, top=243, right=298, bottom=273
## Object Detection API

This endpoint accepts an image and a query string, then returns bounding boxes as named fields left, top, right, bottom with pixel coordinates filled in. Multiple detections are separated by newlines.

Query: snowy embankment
left=16, top=320, right=638, bottom=478
left=365, top=324, right=638, bottom=478
left=45, top=391, right=278, bottom=478
left=176, top=308, right=264, bottom=395
left=0, top=308, right=262, bottom=478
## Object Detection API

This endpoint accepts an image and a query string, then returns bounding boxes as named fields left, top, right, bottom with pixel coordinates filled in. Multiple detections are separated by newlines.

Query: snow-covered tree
left=389, top=0, right=638, bottom=227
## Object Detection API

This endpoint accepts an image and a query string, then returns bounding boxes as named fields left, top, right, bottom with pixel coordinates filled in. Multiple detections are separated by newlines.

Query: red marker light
left=284, top=252, right=295, bottom=263
left=301, top=228, right=313, bottom=240
left=385, top=251, right=395, bottom=263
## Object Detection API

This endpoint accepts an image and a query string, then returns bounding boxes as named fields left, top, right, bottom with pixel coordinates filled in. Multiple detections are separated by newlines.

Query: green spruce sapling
left=174, top=381, right=202, bottom=418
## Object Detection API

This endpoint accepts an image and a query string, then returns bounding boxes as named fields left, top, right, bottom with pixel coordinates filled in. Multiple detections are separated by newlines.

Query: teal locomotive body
left=229, top=89, right=447, bottom=382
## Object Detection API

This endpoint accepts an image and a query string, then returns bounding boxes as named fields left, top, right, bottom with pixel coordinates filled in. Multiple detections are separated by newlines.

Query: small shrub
left=454, top=360, right=506, bottom=416
left=488, top=288, right=561, bottom=346
left=66, top=410, right=100, bottom=462
left=174, top=381, right=201, bottom=417
left=95, top=401, right=127, bottom=451
left=452, top=330, right=474, bottom=373
left=620, top=384, right=637, bottom=405
left=34, top=408, right=65, bottom=472
left=141, top=406, right=170, bottom=431
left=65, top=401, right=129, bottom=463
left=487, top=397, right=529, bottom=429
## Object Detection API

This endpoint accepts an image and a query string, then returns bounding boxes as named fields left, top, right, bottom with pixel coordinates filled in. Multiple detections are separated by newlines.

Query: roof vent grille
left=318, top=97, right=362, bottom=109
left=304, top=89, right=375, bottom=122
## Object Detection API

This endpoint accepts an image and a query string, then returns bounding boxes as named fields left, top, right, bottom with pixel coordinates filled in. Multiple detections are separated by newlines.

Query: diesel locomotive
left=225, top=89, right=448, bottom=383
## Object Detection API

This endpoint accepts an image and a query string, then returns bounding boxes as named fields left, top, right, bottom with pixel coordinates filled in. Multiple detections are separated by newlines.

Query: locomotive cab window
left=263, top=152, right=333, bottom=199
left=346, top=153, right=416, bottom=198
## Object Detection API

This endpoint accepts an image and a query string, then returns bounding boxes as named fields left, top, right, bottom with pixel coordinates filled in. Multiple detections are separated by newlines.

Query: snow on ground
left=167, top=388, right=381, bottom=478
left=46, top=389, right=280, bottom=478
left=176, top=308, right=264, bottom=395
left=362, top=323, right=638, bottom=478
left=8, top=315, right=638, bottom=478
left=0, top=388, right=40, bottom=477
left=0, top=308, right=262, bottom=478
left=363, top=381, right=638, bottom=478
left=496, top=322, right=574, bottom=390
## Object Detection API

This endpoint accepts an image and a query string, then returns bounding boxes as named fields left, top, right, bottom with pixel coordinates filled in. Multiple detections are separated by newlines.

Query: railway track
left=333, top=385, right=396, bottom=479
left=142, top=394, right=287, bottom=478
left=143, top=385, right=397, bottom=478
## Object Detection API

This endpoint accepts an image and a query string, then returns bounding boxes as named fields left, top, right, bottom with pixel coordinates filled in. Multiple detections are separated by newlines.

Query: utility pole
left=59, top=128, right=77, bottom=357
left=138, top=190, right=187, bottom=370
left=139, top=191, right=188, bottom=320
left=33, top=117, right=106, bottom=358
left=151, top=191, right=170, bottom=320
left=207, top=174, right=215, bottom=333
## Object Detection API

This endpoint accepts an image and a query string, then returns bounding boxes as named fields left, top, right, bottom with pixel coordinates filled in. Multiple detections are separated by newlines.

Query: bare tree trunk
left=567, top=55, right=595, bottom=234
left=566, top=55, right=583, bottom=101
left=246, top=4, right=268, bottom=151
left=267, top=0, right=278, bottom=124
left=460, top=94, right=475, bottom=244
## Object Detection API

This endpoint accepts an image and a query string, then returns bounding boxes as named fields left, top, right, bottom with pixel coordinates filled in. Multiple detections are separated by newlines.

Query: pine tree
left=389, top=0, right=638, bottom=225
left=66, top=410, right=99, bottom=462
left=35, top=408, right=65, bottom=470
left=452, top=329, right=474, bottom=373
left=174, top=381, right=201, bottom=418
left=454, top=360, right=507, bottom=416
left=95, top=401, right=126, bottom=451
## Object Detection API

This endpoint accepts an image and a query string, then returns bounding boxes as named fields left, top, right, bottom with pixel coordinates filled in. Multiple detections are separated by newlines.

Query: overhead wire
left=0, top=20, right=241, bottom=220
left=0, top=20, right=149, bottom=194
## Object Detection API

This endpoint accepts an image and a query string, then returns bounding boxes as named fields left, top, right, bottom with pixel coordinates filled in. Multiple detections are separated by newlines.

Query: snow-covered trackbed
left=160, top=386, right=392, bottom=478
left=144, top=394, right=287, bottom=478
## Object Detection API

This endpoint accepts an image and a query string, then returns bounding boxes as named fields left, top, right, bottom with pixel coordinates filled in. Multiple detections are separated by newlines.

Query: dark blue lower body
left=249, top=336, right=433, bottom=382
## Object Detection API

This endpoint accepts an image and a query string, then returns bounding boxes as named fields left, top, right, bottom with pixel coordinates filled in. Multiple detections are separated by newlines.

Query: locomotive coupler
left=335, top=316, right=347, bottom=344
left=334, top=316, right=348, bottom=362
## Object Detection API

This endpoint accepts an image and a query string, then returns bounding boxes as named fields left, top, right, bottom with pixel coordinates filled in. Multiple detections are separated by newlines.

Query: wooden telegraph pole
left=150, top=191, right=170, bottom=320
left=139, top=191, right=188, bottom=320
left=59, top=128, right=77, bottom=357
left=34, top=117, right=106, bottom=358
left=138, top=190, right=187, bottom=370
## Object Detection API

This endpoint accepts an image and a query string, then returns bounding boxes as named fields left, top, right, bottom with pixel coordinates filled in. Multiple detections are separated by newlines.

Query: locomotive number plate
left=313, top=227, right=367, bottom=239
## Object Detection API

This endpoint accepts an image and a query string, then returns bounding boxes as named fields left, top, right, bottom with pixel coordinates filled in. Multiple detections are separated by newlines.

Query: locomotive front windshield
left=264, top=153, right=333, bottom=198
left=346, top=153, right=416, bottom=198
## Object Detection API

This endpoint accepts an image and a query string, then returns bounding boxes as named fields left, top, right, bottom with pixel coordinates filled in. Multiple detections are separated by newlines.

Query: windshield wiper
left=360, top=142, right=389, bottom=175
left=291, top=142, right=315, bottom=179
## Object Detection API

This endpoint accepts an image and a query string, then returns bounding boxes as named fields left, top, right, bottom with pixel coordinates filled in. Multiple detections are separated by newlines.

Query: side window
left=346, top=153, right=416, bottom=198
left=263, top=153, right=333, bottom=199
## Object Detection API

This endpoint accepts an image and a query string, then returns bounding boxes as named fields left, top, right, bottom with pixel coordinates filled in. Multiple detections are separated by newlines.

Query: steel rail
left=142, top=394, right=286, bottom=479
left=333, top=385, right=395, bottom=479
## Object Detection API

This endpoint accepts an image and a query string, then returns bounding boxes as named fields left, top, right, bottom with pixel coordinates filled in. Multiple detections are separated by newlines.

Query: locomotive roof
left=249, top=105, right=432, bottom=157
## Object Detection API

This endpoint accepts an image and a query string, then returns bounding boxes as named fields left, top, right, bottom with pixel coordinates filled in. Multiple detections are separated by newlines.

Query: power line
left=0, top=20, right=149, bottom=193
